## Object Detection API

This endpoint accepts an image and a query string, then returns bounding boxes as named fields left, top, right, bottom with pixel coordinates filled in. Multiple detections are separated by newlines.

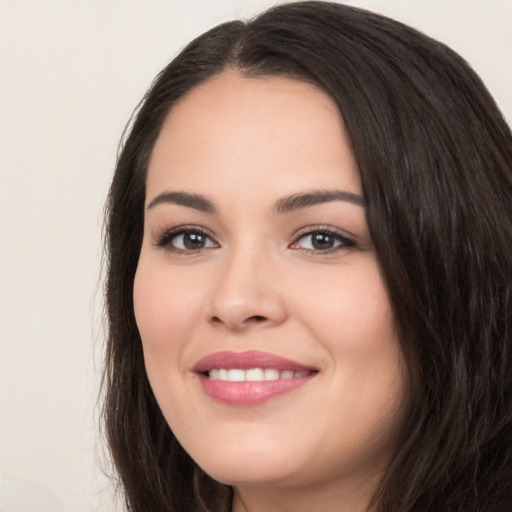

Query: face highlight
left=133, top=71, right=406, bottom=511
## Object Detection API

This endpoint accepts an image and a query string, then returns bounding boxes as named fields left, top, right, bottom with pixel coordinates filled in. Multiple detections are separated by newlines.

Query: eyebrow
left=146, top=189, right=366, bottom=214
left=274, top=190, right=366, bottom=213
left=147, top=191, right=216, bottom=213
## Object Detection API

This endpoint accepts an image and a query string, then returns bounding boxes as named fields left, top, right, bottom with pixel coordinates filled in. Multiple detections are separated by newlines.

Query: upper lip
left=193, top=350, right=316, bottom=374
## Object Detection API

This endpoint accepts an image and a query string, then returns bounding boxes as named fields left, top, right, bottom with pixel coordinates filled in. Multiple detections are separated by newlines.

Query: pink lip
left=193, top=350, right=317, bottom=406
left=193, top=350, right=314, bottom=373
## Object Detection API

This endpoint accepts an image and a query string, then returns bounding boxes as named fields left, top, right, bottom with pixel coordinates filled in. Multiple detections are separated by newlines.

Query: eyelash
left=154, top=225, right=356, bottom=254
left=154, top=226, right=219, bottom=254
left=290, top=226, right=356, bottom=254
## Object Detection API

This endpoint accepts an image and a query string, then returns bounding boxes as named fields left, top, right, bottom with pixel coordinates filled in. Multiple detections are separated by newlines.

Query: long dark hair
left=103, top=2, right=512, bottom=510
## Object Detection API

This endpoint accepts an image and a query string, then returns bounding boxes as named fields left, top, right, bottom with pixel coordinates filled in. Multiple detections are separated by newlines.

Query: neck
left=231, top=471, right=380, bottom=512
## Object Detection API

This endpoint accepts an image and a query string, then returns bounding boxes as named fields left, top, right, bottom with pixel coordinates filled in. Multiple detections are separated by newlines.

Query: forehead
left=146, top=70, right=361, bottom=201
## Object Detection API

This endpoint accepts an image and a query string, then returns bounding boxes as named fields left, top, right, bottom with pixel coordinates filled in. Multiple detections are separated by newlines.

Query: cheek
left=133, top=260, right=202, bottom=373
left=133, top=260, right=212, bottom=451
left=291, top=258, right=405, bottom=426
left=292, top=256, right=397, bottom=354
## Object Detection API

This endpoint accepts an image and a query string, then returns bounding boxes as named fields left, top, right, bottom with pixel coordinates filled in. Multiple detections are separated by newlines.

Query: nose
left=207, top=246, right=287, bottom=332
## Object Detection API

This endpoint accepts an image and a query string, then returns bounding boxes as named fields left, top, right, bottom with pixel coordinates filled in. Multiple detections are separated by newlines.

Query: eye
left=290, top=229, right=355, bottom=252
left=155, top=227, right=219, bottom=253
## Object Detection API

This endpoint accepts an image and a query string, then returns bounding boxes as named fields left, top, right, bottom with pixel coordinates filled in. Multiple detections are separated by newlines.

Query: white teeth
left=264, top=368, right=280, bottom=380
left=227, top=369, right=245, bottom=382
left=246, top=368, right=265, bottom=381
left=208, top=368, right=310, bottom=381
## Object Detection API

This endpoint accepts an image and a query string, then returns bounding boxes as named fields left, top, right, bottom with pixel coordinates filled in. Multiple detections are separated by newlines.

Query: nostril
left=248, top=315, right=267, bottom=323
left=209, top=311, right=274, bottom=330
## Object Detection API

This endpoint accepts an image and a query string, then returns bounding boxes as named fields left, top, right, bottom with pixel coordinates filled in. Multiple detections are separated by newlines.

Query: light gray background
left=1, top=1, right=511, bottom=510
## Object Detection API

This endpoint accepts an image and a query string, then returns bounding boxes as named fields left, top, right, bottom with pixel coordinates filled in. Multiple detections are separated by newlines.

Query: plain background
left=1, top=1, right=510, bottom=510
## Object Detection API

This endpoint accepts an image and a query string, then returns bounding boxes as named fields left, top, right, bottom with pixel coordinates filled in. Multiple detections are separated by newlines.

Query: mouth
left=193, top=350, right=318, bottom=406
left=208, top=368, right=312, bottom=381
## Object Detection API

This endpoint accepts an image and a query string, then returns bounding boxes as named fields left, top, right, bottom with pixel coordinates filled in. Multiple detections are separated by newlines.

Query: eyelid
left=153, top=224, right=219, bottom=253
left=152, top=223, right=357, bottom=255
left=289, top=225, right=357, bottom=252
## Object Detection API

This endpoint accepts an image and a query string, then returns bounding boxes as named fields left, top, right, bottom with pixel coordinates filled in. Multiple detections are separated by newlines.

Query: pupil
left=312, top=233, right=334, bottom=250
left=184, top=233, right=205, bottom=249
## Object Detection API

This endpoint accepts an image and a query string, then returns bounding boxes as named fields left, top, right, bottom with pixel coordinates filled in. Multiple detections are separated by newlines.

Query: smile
left=194, top=351, right=318, bottom=406
left=208, top=368, right=311, bottom=381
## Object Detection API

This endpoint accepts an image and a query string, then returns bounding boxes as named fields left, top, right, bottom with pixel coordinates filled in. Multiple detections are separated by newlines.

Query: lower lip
left=197, top=374, right=314, bottom=406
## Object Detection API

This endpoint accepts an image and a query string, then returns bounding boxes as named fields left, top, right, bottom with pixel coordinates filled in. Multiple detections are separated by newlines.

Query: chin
left=184, top=433, right=307, bottom=487
left=200, top=459, right=302, bottom=489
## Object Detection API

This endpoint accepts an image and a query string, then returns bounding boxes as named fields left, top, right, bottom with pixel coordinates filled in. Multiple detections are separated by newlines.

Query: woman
left=103, top=2, right=512, bottom=511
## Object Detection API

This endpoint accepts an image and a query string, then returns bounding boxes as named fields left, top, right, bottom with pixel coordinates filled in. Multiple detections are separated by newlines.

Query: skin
left=133, top=71, right=406, bottom=512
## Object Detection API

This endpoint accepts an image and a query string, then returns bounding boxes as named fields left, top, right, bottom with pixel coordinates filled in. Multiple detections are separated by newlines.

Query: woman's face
left=134, top=71, right=406, bottom=504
